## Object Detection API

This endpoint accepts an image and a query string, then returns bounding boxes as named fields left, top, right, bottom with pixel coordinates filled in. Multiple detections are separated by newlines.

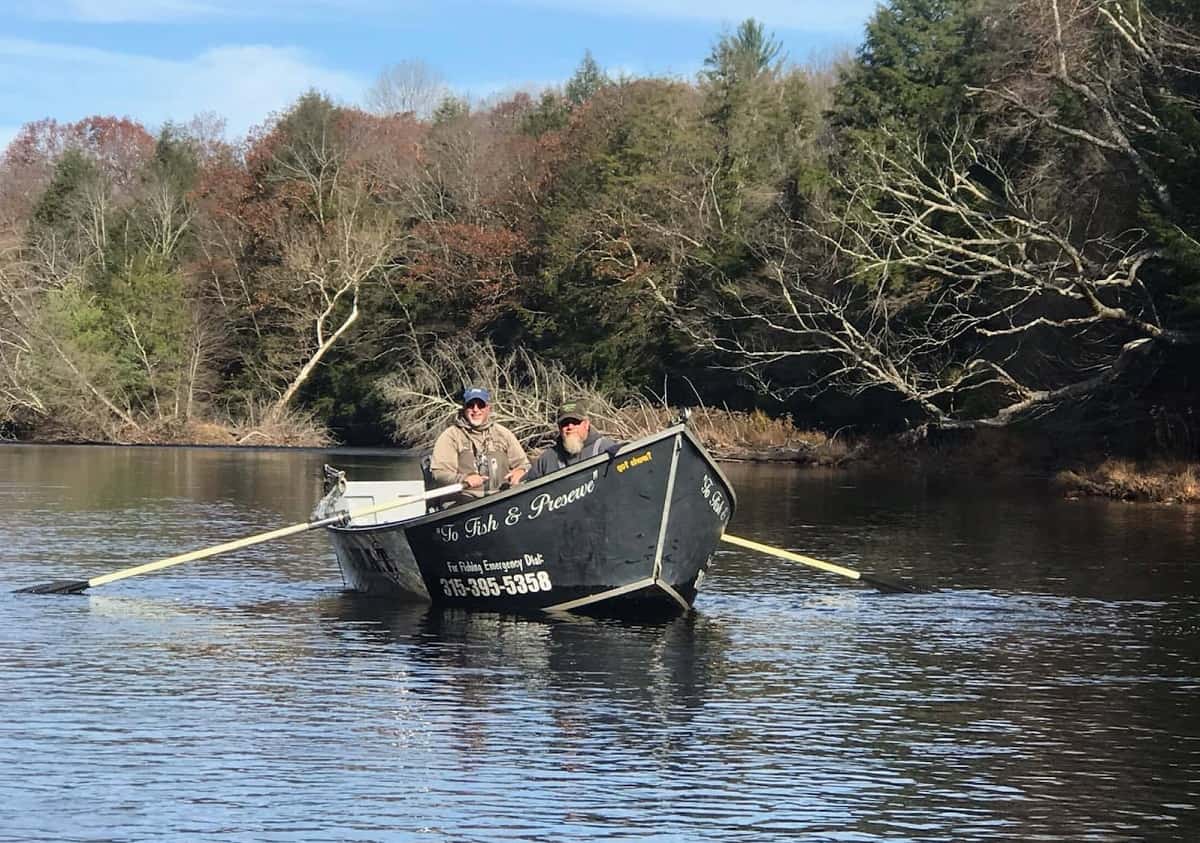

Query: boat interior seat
left=339, top=480, right=428, bottom=526
left=419, top=452, right=461, bottom=512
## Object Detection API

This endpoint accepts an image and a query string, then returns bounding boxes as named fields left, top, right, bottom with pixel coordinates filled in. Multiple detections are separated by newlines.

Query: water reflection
left=2, top=445, right=1199, bottom=841
left=718, top=461, right=1200, bottom=600
left=314, top=595, right=729, bottom=718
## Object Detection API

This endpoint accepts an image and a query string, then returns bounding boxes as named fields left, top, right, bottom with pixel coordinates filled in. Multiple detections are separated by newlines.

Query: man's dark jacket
left=525, top=429, right=619, bottom=481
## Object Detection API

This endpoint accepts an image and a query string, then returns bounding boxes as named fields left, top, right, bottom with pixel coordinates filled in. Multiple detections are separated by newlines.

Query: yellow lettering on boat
left=616, top=451, right=652, bottom=473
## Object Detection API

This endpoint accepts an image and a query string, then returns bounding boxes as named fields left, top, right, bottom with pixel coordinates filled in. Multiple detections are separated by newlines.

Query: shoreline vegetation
left=7, top=405, right=1196, bottom=504
left=1054, top=462, right=1200, bottom=505
left=3, top=11, right=1197, bottom=506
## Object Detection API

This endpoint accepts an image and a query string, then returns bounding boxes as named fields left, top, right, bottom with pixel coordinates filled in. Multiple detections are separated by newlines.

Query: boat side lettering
left=614, top=450, right=652, bottom=474
left=527, top=477, right=595, bottom=520
left=445, top=553, right=544, bottom=575
left=700, top=474, right=732, bottom=524
left=464, top=513, right=499, bottom=537
left=440, top=571, right=553, bottom=598
left=434, top=473, right=598, bottom=543
left=348, top=545, right=400, bottom=576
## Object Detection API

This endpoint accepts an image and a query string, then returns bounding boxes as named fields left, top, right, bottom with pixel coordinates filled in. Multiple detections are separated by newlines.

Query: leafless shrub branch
left=376, top=332, right=662, bottom=449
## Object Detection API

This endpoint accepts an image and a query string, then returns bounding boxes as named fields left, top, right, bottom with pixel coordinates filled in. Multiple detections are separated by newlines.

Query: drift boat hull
left=315, top=425, right=736, bottom=616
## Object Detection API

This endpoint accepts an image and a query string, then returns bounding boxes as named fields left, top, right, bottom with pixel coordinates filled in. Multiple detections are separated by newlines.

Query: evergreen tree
left=830, top=0, right=990, bottom=136
left=702, top=18, right=782, bottom=91
left=520, top=90, right=571, bottom=136
left=31, top=149, right=97, bottom=232
left=565, top=50, right=610, bottom=107
left=431, top=95, right=470, bottom=125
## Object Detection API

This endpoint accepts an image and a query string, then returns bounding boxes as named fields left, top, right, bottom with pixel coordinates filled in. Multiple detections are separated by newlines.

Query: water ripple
left=2, top=448, right=1199, bottom=841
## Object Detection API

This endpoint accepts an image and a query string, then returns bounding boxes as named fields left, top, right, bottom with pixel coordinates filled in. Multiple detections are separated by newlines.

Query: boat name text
left=434, top=474, right=597, bottom=543
left=701, top=474, right=732, bottom=524
left=527, top=477, right=595, bottom=520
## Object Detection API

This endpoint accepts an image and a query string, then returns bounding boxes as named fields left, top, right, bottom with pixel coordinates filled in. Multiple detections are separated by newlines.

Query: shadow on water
left=311, top=592, right=731, bottom=712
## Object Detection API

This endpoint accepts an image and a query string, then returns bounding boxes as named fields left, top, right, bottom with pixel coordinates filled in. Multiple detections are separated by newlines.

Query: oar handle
left=87, top=483, right=462, bottom=588
left=720, top=533, right=863, bottom=580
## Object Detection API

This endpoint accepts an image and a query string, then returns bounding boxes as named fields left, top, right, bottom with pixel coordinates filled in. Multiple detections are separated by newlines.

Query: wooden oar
left=720, top=533, right=928, bottom=594
left=15, top=483, right=463, bottom=595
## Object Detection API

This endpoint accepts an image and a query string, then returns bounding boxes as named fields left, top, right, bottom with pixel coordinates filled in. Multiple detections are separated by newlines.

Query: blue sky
left=1, top=1, right=881, bottom=151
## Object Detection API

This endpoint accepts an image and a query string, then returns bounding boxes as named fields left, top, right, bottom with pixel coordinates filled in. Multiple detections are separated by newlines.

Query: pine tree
left=565, top=50, right=609, bottom=107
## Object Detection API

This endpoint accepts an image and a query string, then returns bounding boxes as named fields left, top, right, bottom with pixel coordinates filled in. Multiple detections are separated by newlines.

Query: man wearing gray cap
left=429, top=386, right=530, bottom=501
left=524, top=398, right=620, bottom=482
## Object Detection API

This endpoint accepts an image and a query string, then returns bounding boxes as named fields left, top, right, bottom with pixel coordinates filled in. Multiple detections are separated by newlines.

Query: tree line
left=1, top=1, right=1197, bottom=456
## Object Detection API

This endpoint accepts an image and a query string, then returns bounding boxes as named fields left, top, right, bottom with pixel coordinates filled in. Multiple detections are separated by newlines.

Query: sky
left=1, top=0, right=881, bottom=152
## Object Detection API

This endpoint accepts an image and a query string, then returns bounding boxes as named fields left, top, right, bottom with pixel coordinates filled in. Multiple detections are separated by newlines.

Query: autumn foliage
left=0, top=7, right=1197, bottom=461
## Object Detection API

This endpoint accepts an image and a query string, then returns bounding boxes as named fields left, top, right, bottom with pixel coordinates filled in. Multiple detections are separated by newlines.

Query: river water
left=1, top=444, right=1197, bottom=842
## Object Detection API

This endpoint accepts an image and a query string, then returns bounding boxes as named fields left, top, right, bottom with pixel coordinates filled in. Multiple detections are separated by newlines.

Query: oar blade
left=14, top=579, right=91, bottom=595
left=861, top=572, right=930, bottom=594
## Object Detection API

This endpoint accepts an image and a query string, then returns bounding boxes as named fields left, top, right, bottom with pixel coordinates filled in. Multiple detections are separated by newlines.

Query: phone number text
left=440, top=571, right=553, bottom=598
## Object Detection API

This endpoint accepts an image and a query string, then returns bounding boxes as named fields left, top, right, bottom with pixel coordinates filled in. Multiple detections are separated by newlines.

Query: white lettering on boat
left=527, top=477, right=595, bottom=520
left=439, top=571, right=553, bottom=598
left=464, top=513, right=498, bottom=537
left=433, top=471, right=599, bottom=543
left=446, top=553, right=544, bottom=575
left=700, top=474, right=732, bottom=524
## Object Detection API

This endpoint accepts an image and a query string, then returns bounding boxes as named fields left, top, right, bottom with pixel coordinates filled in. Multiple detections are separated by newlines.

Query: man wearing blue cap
left=429, top=386, right=530, bottom=501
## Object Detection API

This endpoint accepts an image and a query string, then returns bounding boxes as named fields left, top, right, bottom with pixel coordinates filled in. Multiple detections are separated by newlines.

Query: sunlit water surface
left=1, top=445, right=1198, bottom=841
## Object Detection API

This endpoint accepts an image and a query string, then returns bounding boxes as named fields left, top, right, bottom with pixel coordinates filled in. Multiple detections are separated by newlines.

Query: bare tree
left=976, top=0, right=1199, bottom=217
left=0, top=232, right=144, bottom=439
left=377, top=333, right=656, bottom=449
left=0, top=234, right=47, bottom=428
left=366, top=60, right=449, bottom=120
left=234, top=110, right=408, bottom=425
left=656, top=0, right=1200, bottom=432
left=668, top=126, right=1196, bottom=429
left=138, top=165, right=194, bottom=262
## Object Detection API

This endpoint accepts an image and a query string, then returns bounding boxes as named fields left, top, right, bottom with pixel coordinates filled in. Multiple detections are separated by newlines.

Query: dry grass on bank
left=1055, top=460, right=1200, bottom=503
left=374, top=336, right=844, bottom=462
left=140, top=404, right=334, bottom=447
left=223, top=403, right=334, bottom=448
left=610, top=405, right=852, bottom=465
left=10, top=399, right=335, bottom=448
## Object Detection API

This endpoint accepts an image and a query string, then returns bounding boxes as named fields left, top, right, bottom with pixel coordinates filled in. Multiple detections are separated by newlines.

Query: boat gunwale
left=325, top=423, right=736, bottom=535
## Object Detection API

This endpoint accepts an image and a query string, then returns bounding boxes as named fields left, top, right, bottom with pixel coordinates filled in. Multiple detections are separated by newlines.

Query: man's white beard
left=562, top=431, right=585, bottom=455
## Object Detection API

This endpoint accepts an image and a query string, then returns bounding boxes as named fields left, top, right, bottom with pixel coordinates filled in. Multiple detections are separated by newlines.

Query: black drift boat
left=314, top=424, right=736, bottom=616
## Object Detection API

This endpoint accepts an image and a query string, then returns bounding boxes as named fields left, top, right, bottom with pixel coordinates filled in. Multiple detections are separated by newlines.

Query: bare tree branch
left=664, top=126, right=1196, bottom=429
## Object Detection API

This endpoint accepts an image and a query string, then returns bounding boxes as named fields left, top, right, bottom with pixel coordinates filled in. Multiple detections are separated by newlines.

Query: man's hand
left=504, top=467, right=528, bottom=485
left=463, top=472, right=487, bottom=489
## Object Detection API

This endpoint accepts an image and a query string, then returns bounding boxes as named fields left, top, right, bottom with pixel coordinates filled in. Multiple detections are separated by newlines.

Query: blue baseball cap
left=462, top=387, right=491, bottom=404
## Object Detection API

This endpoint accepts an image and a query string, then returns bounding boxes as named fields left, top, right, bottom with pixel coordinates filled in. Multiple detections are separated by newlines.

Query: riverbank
left=700, top=422, right=1200, bottom=504
left=1054, top=460, right=1200, bottom=504
left=1, top=413, right=335, bottom=449
left=854, top=428, right=1200, bottom=504
left=7, top=409, right=1196, bottom=503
